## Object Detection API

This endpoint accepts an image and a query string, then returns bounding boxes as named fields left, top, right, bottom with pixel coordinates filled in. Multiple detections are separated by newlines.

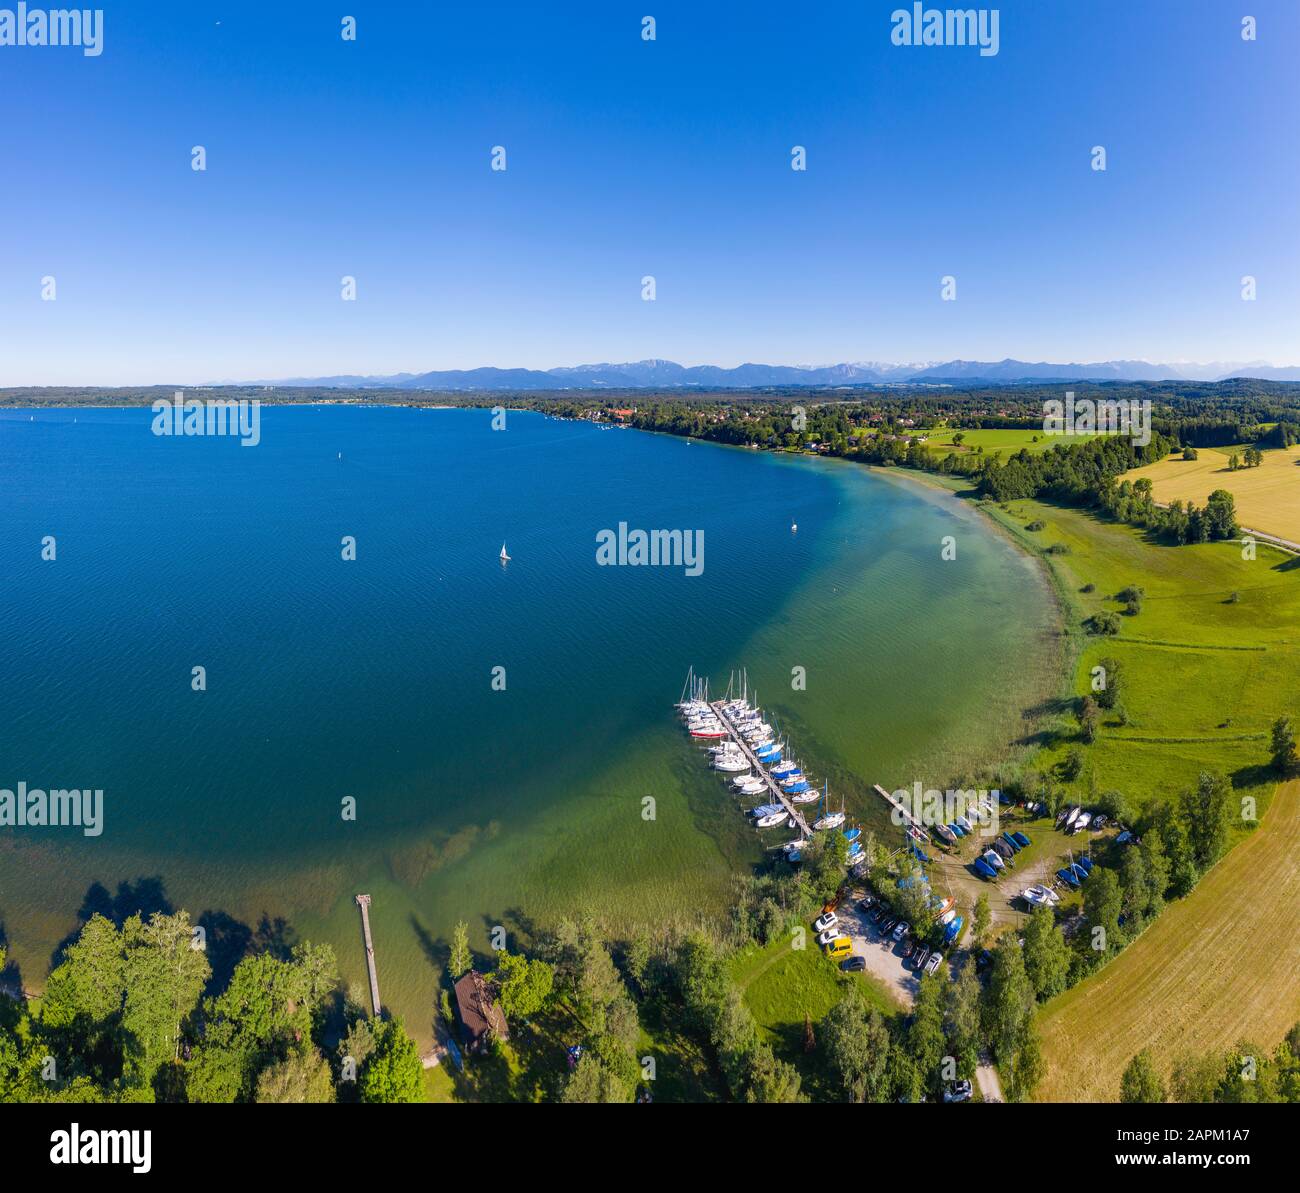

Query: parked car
left=858, top=895, right=875, bottom=912
left=817, top=927, right=842, bottom=946
left=914, top=946, right=930, bottom=970
left=824, top=936, right=852, bottom=959
left=892, top=921, right=910, bottom=942
left=924, top=951, right=944, bottom=976
left=943, top=1080, right=973, bottom=1103
left=880, top=916, right=897, bottom=935
left=813, top=911, right=838, bottom=934
left=870, top=905, right=886, bottom=921
left=840, top=955, right=867, bottom=972
left=900, top=940, right=915, bottom=959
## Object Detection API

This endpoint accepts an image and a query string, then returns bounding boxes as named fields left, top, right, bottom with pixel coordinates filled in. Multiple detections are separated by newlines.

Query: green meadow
left=917, top=427, right=1099, bottom=458
left=977, top=496, right=1298, bottom=828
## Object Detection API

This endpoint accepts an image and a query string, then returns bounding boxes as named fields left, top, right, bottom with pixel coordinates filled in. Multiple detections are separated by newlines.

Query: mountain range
left=229, top=358, right=1300, bottom=390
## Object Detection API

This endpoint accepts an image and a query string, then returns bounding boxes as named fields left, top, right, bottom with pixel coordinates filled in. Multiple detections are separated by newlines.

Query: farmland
left=1033, top=778, right=1300, bottom=1102
left=1126, top=444, right=1300, bottom=543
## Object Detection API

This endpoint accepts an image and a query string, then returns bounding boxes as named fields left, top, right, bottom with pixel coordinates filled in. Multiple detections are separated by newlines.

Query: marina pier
left=711, top=699, right=812, bottom=837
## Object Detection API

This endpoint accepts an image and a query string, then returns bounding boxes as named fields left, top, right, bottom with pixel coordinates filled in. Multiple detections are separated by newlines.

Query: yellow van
left=824, top=937, right=852, bottom=959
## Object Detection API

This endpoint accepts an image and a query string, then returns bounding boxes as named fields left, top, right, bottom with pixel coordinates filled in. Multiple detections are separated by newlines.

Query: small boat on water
left=736, top=780, right=766, bottom=796
left=814, top=811, right=846, bottom=831
left=500, top=542, right=511, bottom=563
left=783, top=781, right=811, bottom=795
left=771, top=761, right=800, bottom=777
left=755, top=811, right=789, bottom=829
left=713, top=755, right=748, bottom=772
left=792, top=790, right=820, bottom=804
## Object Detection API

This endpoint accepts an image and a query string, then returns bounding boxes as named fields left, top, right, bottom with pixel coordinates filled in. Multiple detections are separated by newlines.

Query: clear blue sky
left=3, top=0, right=1297, bottom=384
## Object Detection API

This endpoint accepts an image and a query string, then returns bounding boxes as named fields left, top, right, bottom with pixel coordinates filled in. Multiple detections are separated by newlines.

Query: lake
left=0, top=405, right=1058, bottom=1037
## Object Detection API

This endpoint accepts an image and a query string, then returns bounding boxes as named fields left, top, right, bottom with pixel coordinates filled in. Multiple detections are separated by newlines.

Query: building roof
left=453, top=969, right=508, bottom=1043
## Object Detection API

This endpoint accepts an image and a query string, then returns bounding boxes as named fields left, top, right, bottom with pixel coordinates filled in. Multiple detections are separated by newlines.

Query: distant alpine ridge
left=234, top=358, right=1300, bottom=391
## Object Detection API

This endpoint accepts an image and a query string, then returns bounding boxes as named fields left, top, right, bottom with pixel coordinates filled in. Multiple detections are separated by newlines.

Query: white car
left=924, top=951, right=944, bottom=976
left=817, top=927, right=843, bottom=946
left=892, top=921, right=910, bottom=941
left=813, top=911, right=838, bottom=934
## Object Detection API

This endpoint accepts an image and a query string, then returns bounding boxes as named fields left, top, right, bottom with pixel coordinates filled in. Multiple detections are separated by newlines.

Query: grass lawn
left=1126, top=444, right=1300, bottom=543
left=730, top=936, right=895, bottom=1082
left=1034, top=779, right=1300, bottom=1102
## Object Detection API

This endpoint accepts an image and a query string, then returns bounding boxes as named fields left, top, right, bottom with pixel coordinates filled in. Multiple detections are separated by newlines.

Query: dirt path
left=1035, top=779, right=1300, bottom=1101
left=976, top=1053, right=1004, bottom=1102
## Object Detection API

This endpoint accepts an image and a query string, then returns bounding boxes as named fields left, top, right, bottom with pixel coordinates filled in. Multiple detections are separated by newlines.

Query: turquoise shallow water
left=0, top=406, right=1057, bottom=1037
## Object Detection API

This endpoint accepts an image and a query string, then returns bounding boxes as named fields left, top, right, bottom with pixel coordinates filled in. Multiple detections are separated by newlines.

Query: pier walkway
left=711, top=701, right=812, bottom=837
left=872, top=784, right=931, bottom=842
left=355, top=893, right=382, bottom=1015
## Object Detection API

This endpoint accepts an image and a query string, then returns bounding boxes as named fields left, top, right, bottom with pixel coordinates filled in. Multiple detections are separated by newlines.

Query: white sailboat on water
left=500, top=542, right=511, bottom=564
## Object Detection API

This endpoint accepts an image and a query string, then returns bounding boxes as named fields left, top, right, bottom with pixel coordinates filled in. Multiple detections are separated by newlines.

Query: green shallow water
left=0, top=408, right=1058, bottom=1040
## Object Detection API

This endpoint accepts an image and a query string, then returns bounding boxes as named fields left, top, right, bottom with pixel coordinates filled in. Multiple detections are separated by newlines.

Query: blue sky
left=2, top=0, right=1297, bottom=384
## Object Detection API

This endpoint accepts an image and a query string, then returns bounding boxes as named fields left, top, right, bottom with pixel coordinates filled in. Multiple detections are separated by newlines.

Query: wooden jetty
left=355, top=893, right=381, bottom=1015
left=711, top=701, right=812, bottom=837
left=872, top=783, right=932, bottom=842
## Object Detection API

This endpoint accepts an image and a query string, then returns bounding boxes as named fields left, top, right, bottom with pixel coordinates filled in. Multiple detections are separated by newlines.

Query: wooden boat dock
left=355, top=893, right=382, bottom=1015
left=872, top=783, right=931, bottom=843
left=711, top=700, right=812, bottom=837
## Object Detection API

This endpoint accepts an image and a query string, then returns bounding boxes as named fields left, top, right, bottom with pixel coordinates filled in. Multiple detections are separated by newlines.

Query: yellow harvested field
left=1127, top=446, right=1300, bottom=543
left=1034, top=780, right=1300, bottom=1102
